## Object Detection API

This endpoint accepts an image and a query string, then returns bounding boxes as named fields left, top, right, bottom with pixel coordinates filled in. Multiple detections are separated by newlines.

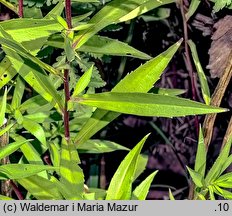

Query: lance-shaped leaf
left=72, top=65, right=93, bottom=97
left=205, top=136, right=232, bottom=184
left=73, top=0, right=175, bottom=49
left=74, top=40, right=182, bottom=146
left=187, top=167, right=205, bottom=188
left=11, top=76, right=25, bottom=110
left=0, top=140, right=32, bottom=161
left=4, top=49, right=63, bottom=112
left=78, top=35, right=151, bottom=59
left=132, top=171, right=158, bottom=200
left=47, top=34, right=152, bottom=59
left=194, top=126, right=207, bottom=176
left=59, top=139, right=84, bottom=199
left=214, top=173, right=232, bottom=188
left=118, top=0, right=174, bottom=23
left=77, top=139, right=129, bottom=154
left=106, top=134, right=149, bottom=200
left=185, top=0, right=201, bottom=21
left=73, top=92, right=226, bottom=117
left=10, top=134, right=44, bottom=165
left=17, top=175, right=62, bottom=200
left=0, top=18, right=63, bottom=52
left=22, top=117, right=47, bottom=149
left=0, top=27, right=62, bottom=77
left=0, top=164, right=56, bottom=180
left=188, top=40, right=210, bottom=105
left=0, top=123, right=14, bottom=137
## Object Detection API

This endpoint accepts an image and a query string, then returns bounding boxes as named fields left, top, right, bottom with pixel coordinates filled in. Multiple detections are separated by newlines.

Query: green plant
left=0, top=0, right=228, bottom=200
left=187, top=127, right=232, bottom=200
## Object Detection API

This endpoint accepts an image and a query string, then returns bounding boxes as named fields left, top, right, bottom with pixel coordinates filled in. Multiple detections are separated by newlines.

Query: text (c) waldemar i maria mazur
left=75, top=202, right=138, bottom=212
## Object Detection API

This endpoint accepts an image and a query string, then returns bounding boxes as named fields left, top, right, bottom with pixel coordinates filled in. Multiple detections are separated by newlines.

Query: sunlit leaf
left=106, top=134, right=149, bottom=200
left=187, top=166, right=204, bottom=188
left=73, top=92, right=226, bottom=117
left=72, top=65, right=93, bottom=97
left=0, top=140, right=32, bottom=160
left=205, top=136, right=232, bottom=184
left=73, top=0, right=175, bottom=49
left=132, top=171, right=158, bottom=200
left=74, top=40, right=182, bottom=146
left=77, top=139, right=129, bottom=153
left=17, top=175, right=62, bottom=200
left=0, top=164, right=56, bottom=180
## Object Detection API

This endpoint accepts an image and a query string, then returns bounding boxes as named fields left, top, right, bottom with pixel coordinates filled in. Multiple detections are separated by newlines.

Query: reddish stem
left=63, top=0, right=72, bottom=141
left=64, top=69, right=70, bottom=141
left=65, top=0, right=72, bottom=29
left=9, top=180, right=24, bottom=200
left=18, top=0, right=23, bottom=18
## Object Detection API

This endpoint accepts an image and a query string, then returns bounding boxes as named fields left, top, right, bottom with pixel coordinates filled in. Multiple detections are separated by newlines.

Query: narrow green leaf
left=47, top=34, right=152, bottom=59
left=212, top=185, right=232, bottom=199
left=74, top=40, right=182, bottom=145
left=17, top=175, right=62, bottom=200
left=11, top=76, right=25, bottom=110
left=169, top=189, right=175, bottom=200
left=49, top=142, right=60, bottom=167
left=194, top=126, right=207, bottom=176
left=188, top=40, right=210, bottom=105
left=65, top=37, right=76, bottom=62
left=0, top=27, right=62, bottom=77
left=214, top=173, right=232, bottom=188
left=78, top=35, right=151, bottom=60
left=5, top=49, right=64, bottom=111
left=74, top=92, right=226, bottom=117
left=25, top=112, right=51, bottom=124
left=186, top=0, right=201, bottom=21
left=0, top=140, right=32, bottom=160
left=19, top=95, right=53, bottom=113
left=22, top=117, right=47, bottom=148
left=0, top=123, right=14, bottom=137
left=59, top=139, right=84, bottom=199
left=45, top=0, right=64, bottom=18
left=221, top=154, right=232, bottom=174
left=106, top=134, right=149, bottom=200
left=118, top=0, right=175, bottom=23
left=72, top=65, right=93, bottom=97
left=73, top=0, right=175, bottom=49
left=0, top=18, right=63, bottom=52
left=209, top=186, right=216, bottom=200
left=132, top=171, right=158, bottom=200
left=187, top=166, right=204, bottom=188
left=133, top=154, right=148, bottom=180
left=10, top=134, right=44, bottom=165
left=205, top=136, right=232, bottom=184
left=77, top=139, right=129, bottom=153
left=0, top=164, right=56, bottom=180
left=0, top=88, right=7, bottom=126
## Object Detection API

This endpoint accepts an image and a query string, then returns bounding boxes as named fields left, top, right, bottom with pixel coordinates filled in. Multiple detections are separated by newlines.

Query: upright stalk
left=63, top=0, right=72, bottom=141
left=18, top=0, right=23, bottom=18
